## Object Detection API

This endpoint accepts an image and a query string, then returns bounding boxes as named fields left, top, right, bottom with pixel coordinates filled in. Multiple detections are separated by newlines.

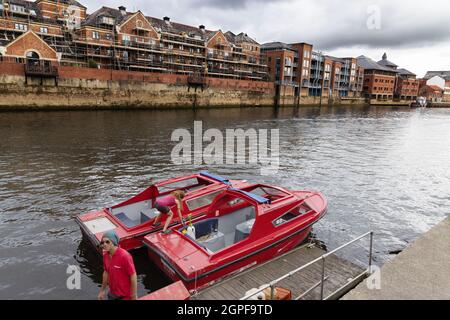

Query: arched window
left=26, top=51, right=40, bottom=60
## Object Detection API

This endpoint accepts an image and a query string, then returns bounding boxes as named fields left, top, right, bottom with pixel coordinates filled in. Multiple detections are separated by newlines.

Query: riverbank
left=0, top=61, right=372, bottom=110
left=342, top=215, right=450, bottom=300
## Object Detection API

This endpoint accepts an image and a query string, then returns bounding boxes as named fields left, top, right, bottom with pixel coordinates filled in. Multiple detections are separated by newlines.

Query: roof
left=261, top=41, right=295, bottom=51
left=325, top=55, right=346, bottom=63
left=424, top=71, right=450, bottom=81
left=377, top=52, right=398, bottom=69
left=35, top=0, right=86, bottom=8
left=357, top=55, right=398, bottom=73
left=397, top=68, right=416, bottom=77
left=83, top=6, right=133, bottom=27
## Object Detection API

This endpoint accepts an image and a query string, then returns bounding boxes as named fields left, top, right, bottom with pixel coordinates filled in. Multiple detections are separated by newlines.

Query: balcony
left=121, top=40, right=162, bottom=51
left=25, top=60, right=58, bottom=78
left=188, top=73, right=206, bottom=86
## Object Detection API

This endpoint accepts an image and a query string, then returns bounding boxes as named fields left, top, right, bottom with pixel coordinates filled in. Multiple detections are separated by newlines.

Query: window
left=11, top=5, right=26, bottom=13
left=105, top=33, right=112, bottom=40
left=273, top=203, right=313, bottom=227
left=14, top=23, right=28, bottom=31
left=304, top=50, right=310, bottom=58
left=101, top=16, right=115, bottom=25
left=40, top=27, right=48, bottom=34
left=26, top=51, right=39, bottom=60
left=186, top=190, right=223, bottom=211
left=92, top=31, right=100, bottom=40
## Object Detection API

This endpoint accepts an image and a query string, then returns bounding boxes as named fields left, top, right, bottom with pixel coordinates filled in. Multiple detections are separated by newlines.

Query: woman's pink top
left=155, top=195, right=176, bottom=207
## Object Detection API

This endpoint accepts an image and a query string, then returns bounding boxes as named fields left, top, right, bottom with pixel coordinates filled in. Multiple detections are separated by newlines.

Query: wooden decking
left=192, top=243, right=366, bottom=300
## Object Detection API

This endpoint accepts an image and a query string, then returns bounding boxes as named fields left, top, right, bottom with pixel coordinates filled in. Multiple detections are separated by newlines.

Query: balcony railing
left=25, top=60, right=58, bottom=77
left=188, top=74, right=206, bottom=86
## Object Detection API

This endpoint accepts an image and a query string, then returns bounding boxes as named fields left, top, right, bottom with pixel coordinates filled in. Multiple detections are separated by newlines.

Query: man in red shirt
left=97, top=230, right=137, bottom=300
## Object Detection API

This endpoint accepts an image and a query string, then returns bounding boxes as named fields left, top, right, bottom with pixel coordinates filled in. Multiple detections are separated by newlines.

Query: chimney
left=163, top=16, right=170, bottom=23
left=118, top=6, right=126, bottom=16
left=199, top=25, right=205, bottom=33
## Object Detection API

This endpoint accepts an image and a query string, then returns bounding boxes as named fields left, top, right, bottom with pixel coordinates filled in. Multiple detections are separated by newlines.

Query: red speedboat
left=76, top=172, right=249, bottom=252
left=143, top=184, right=327, bottom=292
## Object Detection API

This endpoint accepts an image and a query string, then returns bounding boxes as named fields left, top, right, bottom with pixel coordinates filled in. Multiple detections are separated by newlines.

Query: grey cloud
left=188, top=0, right=288, bottom=9
left=84, top=0, right=450, bottom=50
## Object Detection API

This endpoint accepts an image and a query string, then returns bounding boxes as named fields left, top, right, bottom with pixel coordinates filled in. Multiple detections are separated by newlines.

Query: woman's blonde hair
left=171, top=190, right=186, bottom=200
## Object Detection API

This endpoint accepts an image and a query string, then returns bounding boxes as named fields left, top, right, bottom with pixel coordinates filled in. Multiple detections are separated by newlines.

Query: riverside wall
left=0, top=61, right=368, bottom=110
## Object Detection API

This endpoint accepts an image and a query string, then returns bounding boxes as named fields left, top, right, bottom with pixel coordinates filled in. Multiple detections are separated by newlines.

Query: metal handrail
left=240, top=231, right=374, bottom=300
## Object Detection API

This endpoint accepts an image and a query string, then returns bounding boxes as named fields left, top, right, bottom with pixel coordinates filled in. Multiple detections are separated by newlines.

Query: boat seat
left=115, top=212, right=139, bottom=228
left=234, top=219, right=255, bottom=243
left=198, top=231, right=226, bottom=253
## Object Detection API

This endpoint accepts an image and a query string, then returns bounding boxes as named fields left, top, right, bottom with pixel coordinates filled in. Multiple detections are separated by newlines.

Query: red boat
left=76, top=172, right=249, bottom=252
left=143, top=184, right=327, bottom=292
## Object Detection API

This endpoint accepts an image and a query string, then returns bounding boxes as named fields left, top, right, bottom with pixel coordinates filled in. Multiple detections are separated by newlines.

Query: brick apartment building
left=357, top=53, right=419, bottom=102
left=0, top=0, right=268, bottom=81
left=357, top=55, right=397, bottom=100
left=377, top=53, right=419, bottom=101
left=261, top=41, right=364, bottom=101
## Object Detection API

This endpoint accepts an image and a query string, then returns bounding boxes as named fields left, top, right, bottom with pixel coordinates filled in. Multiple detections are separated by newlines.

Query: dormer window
left=101, top=16, right=115, bottom=25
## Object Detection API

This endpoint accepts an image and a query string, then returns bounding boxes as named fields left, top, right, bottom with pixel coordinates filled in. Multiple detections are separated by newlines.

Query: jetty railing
left=240, top=231, right=374, bottom=300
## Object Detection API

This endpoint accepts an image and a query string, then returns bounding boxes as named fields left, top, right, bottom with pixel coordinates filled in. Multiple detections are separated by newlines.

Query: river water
left=0, top=106, right=449, bottom=299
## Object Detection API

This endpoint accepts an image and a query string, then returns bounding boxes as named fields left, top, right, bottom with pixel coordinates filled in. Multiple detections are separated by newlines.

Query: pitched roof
left=377, top=52, right=398, bottom=69
left=397, top=68, right=416, bottom=77
left=423, top=71, right=450, bottom=81
left=81, top=6, right=259, bottom=45
left=82, top=6, right=133, bottom=27
left=234, top=32, right=259, bottom=45
left=35, top=0, right=86, bottom=8
left=261, top=41, right=295, bottom=51
left=357, top=55, right=398, bottom=73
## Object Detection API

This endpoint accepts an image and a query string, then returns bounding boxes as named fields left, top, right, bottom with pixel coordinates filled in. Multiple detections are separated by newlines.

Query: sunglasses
left=100, top=240, right=111, bottom=245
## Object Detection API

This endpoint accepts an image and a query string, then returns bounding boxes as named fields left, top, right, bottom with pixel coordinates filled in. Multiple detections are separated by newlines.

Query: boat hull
left=146, top=225, right=312, bottom=292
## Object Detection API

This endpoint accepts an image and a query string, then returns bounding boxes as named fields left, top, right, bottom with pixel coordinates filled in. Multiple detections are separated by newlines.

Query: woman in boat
left=152, top=190, right=186, bottom=234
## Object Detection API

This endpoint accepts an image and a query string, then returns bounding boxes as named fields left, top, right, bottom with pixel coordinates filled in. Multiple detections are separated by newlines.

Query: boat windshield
left=157, top=177, right=212, bottom=194
left=244, top=186, right=289, bottom=202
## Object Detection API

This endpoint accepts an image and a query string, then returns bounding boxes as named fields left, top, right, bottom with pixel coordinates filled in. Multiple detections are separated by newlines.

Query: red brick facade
left=5, top=31, right=58, bottom=60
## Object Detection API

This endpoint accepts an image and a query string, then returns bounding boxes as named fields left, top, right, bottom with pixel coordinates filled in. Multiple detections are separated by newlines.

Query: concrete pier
left=343, top=215, right=450, bottom=300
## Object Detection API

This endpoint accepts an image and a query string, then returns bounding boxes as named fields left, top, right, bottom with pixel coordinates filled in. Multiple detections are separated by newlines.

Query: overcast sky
left=85, top=0, right=450, bottom=77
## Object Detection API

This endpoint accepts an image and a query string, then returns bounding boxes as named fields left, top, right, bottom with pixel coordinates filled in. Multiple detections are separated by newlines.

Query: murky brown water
left=0, top=106, right=449, bottom=299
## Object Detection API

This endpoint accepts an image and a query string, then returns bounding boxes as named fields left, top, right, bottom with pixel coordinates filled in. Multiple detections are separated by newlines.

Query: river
left=0, top=106, right=449, bottom=299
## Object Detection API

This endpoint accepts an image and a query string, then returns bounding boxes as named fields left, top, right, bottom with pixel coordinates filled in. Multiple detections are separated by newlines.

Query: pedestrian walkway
left=342, top=216, right=450, bottom=300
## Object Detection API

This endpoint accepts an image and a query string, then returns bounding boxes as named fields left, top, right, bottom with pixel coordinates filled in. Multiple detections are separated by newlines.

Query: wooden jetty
left=192, top=241, right=368, bottom=300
